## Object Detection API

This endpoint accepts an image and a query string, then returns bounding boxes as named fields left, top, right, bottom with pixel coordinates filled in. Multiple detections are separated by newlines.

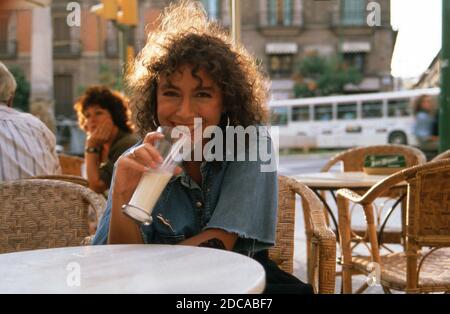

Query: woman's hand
left=112, top=131, right=183, bottom=202
left=86, top=118, right=113, bottom=148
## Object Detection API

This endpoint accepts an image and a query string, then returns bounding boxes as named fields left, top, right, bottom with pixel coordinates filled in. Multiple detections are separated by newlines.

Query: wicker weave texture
left=0, top=179, right=106, bottom=254
left=414, top=169, right=450, bottom=237
left=290, top=178, right=337, bottom=294
left=269, top=176, right=296, bottom=275
left=353, top=248, right=450, bottom=292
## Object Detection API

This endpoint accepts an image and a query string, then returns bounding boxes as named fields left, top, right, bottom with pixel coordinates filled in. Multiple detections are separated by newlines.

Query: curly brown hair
left=74, top=86, right=133, bottom=133
left=126, top=0, right=270, bottom=138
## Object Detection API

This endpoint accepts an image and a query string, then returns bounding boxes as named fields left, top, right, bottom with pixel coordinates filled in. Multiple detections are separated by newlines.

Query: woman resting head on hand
left=74, top=86, right=138, bottom=193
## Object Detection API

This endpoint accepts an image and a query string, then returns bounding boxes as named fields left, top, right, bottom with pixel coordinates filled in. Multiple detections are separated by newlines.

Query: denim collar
left=169, top=158, right=226, bottom=189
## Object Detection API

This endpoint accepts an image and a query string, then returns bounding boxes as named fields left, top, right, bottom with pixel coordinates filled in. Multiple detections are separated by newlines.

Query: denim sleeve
left=205, top=134, right=278, bottom=254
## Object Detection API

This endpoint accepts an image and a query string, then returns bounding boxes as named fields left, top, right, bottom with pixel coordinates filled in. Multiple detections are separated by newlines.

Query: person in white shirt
left=0, top=61, right=61, bottom=181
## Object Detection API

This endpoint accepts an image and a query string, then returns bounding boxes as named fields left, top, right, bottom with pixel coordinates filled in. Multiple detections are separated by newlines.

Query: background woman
left=74, top=86, right=138, bottom=193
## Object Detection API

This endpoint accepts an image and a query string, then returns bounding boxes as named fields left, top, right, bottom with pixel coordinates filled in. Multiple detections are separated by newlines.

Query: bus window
left=314, top=104, right=333, bottom=121
left=292, top=106, right=310, bottom=122
left=337, top=103, right=357, bottom=120
left=271, top=107, right=288, bottom=126
left=388, top=99, right=411, bottom=117
left=362, top=101, right=383, bottom=118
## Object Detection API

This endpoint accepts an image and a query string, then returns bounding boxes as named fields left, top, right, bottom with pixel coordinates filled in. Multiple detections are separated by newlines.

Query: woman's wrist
left=85, top=146, right=101, bottom=154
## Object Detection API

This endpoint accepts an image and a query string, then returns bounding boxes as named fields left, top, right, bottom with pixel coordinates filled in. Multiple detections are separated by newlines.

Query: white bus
left=269, top=88, right=440, bottom=149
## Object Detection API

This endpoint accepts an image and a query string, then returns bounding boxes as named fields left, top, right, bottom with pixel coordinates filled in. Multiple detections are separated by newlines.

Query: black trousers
left=252, top=250, right=314, bottom=294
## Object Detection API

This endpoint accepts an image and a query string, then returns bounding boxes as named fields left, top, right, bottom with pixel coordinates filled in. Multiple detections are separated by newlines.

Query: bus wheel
left=388, top=131, right=407, bottom=145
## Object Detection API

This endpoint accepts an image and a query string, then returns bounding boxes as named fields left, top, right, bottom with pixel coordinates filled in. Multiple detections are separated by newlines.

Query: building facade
left=414, top=53, right=440, bottom=89
left=230, top=0, right=396, bottom=99
left=0, top=0, right=396, bottom=119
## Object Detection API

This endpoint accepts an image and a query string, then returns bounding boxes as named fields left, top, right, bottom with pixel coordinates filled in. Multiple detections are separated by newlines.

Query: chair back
left=0, top=179, right=106, bottom=254
left=404, top=160, right=450, bottom=247
left=29, top=175, right=89, bottom=187
left=58, top=154, right=84, bottom=176
left=356, top=160, right=450, bottom=292
left=321, top=145, right=426, bottom=172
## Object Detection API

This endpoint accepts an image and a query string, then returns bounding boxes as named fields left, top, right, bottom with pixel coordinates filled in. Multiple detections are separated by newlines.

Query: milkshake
left=125, top=169, right=173, bottom=224
left=122, top=125, right=195, bottom=225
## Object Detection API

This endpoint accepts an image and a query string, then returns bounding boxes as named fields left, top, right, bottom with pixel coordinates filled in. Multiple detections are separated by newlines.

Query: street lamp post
left=440, top=0, right=450, bottom=152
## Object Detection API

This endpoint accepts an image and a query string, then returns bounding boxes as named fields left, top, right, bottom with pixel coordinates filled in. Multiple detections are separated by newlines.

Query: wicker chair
left=58, top=154, right=84, bottom=176
left=269, top=176, right=336, bottom=293
left=432, top=149, right=450, bottom=161
left=321, top=144, right=426, bottom=245
left=26, top=175, right=106, bottom=235
left=336, top=159, right=450, bottom=293
left=29, top=175, right=89, bottom=187
left=0, top=179, right=106, bottom=254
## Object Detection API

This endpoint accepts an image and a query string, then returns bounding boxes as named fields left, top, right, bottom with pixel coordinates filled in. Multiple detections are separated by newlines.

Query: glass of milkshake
left=122, top=126, right=193, bottom=225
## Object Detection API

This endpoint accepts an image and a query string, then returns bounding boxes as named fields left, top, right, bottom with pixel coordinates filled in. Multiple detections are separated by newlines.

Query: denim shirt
left=93, top=131, right=278, bottom=254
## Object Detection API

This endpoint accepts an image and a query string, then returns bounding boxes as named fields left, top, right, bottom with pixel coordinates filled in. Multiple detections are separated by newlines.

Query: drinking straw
left=160, top=134, right=187, bottom=170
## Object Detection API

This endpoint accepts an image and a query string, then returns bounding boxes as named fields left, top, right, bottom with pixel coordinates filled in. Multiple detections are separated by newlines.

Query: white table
left=291, top=171, right=402, bottom=189
left=0, top=245, right=266, bottom=294
left=291, top=172, right=407, bottom=242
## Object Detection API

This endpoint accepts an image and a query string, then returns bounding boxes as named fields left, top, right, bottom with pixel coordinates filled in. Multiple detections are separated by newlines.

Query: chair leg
left=355, top=282, right=369, bottom=294
left=337, top=195, right=353, bottom=294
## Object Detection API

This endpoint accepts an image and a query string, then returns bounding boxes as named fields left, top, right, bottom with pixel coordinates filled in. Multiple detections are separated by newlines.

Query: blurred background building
left=1, top=0, right=396, bottom=114
left=0, top=0, right=396, bottom=152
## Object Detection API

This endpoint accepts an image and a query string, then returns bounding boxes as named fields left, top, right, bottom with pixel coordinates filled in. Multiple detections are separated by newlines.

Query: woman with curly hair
left=93, top=0, right=312, bottom=294
left=74, top=86, right=138, bottom=193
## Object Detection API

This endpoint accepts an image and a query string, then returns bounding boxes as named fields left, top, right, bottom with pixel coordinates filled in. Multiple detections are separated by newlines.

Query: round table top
left=0, top=245, right=266, bottom=294
left=291, top=171, right=406, bottom=189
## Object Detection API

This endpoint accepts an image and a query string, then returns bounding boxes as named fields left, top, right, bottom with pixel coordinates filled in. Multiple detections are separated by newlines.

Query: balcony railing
left=0, top=40, right=17, bottom=59
left=53, top=40, right=82, bottom=58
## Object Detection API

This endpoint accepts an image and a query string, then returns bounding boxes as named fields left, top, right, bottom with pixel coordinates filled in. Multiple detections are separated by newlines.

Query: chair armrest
left=336, top=169, right=407, bottom=205
left=336, top=188, right=364, bottom=203
left=311, top=227, right=336, bottom=294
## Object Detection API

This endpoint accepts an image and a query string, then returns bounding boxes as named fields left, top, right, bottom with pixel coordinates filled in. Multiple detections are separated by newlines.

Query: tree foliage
left=8, top=66, right=30, bottom=112
left=293, top=54, right=362, bottom=98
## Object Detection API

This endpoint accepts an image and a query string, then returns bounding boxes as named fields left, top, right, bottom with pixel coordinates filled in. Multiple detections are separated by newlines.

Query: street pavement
left=278, top=153, right=402, bottom=293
